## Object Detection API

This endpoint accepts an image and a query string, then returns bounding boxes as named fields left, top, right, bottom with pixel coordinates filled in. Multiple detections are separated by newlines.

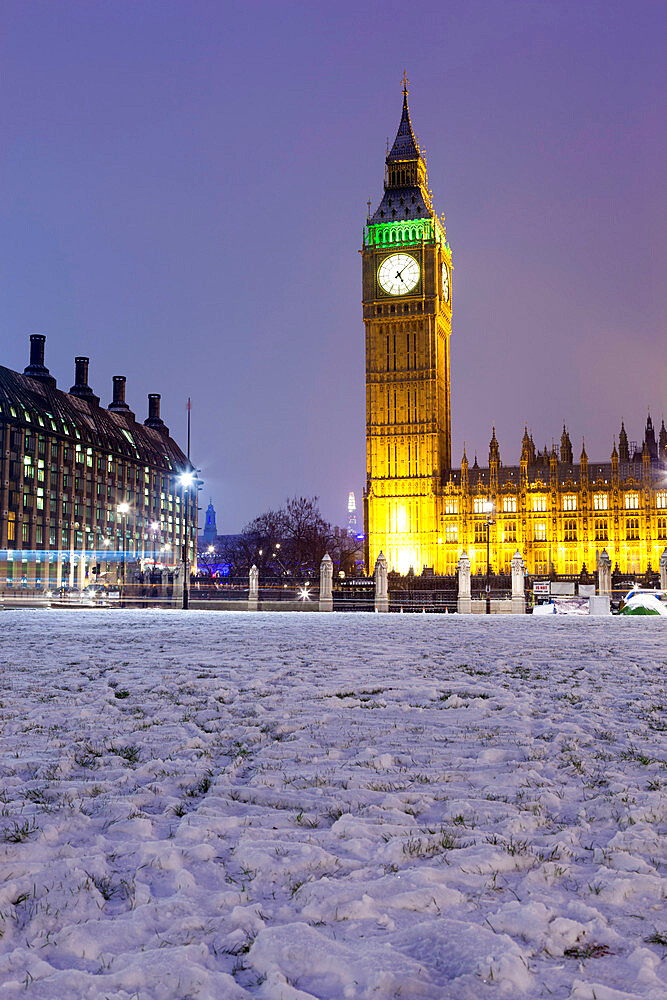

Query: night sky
left=1, top=1, right=665, bottom=532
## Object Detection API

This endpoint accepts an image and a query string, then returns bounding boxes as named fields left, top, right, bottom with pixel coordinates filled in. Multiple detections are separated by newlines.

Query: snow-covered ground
left=0, top=611, right=665, bottom=1000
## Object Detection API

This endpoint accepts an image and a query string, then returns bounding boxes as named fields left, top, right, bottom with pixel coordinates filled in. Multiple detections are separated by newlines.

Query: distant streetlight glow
left=177, top=469, right=196, bottom=610
left=116, top=502, right=130, bottom=590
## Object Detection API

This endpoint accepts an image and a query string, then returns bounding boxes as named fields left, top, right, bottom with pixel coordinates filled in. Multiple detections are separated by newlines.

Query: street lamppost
left=204, top=544, right=215, bottom=582
left=102, top=536, right=112, bottom=584
left=178, top=471, right=195, bottom=610
left=483, top=500, right=494, bottom=615
left=271, top=541, right=288, bottom=578
left=150, top=521, right=160, bottom=568
left=117, top=501, right=130, bottom=595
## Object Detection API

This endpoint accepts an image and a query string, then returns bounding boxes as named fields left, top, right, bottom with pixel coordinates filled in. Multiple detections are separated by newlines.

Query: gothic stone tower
left=363, top=83, right=452, bottom=574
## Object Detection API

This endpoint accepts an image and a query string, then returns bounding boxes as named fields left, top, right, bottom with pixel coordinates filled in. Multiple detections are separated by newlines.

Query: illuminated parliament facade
left=363, top=87, right=667, bottom=579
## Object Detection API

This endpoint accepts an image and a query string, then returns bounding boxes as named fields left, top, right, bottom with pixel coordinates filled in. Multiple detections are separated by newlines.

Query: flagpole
left=182, top=397, right=192, bottom=610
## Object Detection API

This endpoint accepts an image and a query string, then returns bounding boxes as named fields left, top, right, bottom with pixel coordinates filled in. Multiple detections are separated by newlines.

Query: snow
left=623, top=594, right=667, bottom=616
left=0, top=609, right=665, bottom=999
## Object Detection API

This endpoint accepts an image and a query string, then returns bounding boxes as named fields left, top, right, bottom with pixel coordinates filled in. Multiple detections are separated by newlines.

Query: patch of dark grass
left=2, top=819, right=38, bottom=843
left=564, top=943, right=611, bottom=960
left=186, top=774, right=212, bottom=797
left=113, top=745, right=140, bottom=765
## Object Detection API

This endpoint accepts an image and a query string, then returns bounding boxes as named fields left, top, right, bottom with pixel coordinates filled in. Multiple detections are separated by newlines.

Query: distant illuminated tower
left=202, top=499, right=217, bottom=546
left=347, top=491, right=358, bottom=535
left=363, top=77, right=452, bottom=574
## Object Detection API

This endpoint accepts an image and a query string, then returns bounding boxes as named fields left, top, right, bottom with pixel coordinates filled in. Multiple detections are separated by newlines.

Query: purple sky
left=1, top=1, right=665, bottom=532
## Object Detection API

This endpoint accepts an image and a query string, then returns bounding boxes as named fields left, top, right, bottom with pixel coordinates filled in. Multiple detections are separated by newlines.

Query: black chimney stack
left=68, top=357, right=100, bottom=403
left=144, top=393, right=169, bottom=435
left=108, top=375, right=133, bottom=416
left=74, top=357, right=89, bottom=387
left=29, top=335, right=45, bottom=368
left=148, top=393, right=160, bottom=421
left=24, top=334, right=56, bottom=387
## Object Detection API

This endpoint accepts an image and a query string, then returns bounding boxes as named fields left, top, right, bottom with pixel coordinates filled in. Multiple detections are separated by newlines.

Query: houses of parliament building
left=363, top=85, right=667, bottom=579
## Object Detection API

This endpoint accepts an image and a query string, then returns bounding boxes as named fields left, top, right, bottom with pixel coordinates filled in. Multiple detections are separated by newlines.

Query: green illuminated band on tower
left=364, top=218, right=451, bottom=261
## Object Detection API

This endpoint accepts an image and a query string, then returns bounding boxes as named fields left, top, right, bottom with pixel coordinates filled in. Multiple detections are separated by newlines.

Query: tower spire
left=619, top=420, right=629, bottom=462
left=386, top=82, right=421, bottom=162
left=369, top=86, right=431, bottom=224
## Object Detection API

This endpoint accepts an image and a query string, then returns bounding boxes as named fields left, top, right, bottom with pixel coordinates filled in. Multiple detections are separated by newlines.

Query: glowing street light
left=117, top=502, right=130, bottom=588
left=178, top=470, right=195, bottom=610
left=298, top=585, right=311, bottom=602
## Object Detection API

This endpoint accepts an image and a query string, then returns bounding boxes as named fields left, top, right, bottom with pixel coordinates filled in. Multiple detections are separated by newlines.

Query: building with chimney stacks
left=363, top=86, right=667, bottom=578
left=0, top=335, right=197, bottom=591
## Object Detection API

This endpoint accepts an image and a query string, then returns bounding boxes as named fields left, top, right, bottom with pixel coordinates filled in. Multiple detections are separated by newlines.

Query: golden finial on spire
left=402, top=69, right=409, bottom=95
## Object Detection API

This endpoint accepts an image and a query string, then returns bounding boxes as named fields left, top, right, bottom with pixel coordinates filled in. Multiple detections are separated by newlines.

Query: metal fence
left=2, top=566, right=661, bottom=612
left=333, top=578, right=376, bottom=612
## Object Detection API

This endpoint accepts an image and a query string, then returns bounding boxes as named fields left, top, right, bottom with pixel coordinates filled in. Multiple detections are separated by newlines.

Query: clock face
left=441, top=262, right=450, bottom=303
left=377, top=253, right=420, bottom=296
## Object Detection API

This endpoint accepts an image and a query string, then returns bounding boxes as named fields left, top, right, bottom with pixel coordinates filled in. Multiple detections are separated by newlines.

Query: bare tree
left=218, top=496, right=363, bottom=579
left=279, top=496, right=332, bottom=577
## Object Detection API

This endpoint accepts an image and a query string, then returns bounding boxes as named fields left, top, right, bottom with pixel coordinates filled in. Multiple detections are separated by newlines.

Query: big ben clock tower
left=363, top=79, right=452, bottom=575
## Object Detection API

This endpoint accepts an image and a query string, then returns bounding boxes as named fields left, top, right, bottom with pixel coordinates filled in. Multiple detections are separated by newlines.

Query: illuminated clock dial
left=441, top=262, right=450, bottom=303
left=377, top=253, right=420, bottom=295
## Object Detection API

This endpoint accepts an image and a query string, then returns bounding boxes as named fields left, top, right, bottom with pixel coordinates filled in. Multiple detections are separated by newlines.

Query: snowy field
left=0, top=611, right=665, bottom=1000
